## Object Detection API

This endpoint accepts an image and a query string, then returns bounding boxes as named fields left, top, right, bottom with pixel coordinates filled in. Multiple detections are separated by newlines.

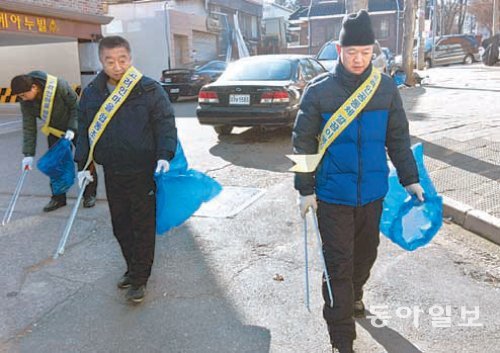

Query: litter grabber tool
left=303, top=215, right=310, bottom=311
left=303, top=207, right=334, bottom=309
left=53, top=176, right=90, bottom=259
left=2, top=167, right=29, bottom=226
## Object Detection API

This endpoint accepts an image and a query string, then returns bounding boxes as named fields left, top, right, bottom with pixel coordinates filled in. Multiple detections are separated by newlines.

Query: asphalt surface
left=0, top=64, right=499, bottom=353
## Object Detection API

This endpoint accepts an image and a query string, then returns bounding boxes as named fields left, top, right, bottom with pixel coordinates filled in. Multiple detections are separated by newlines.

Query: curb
left=442, top=195, right=500, bottom=245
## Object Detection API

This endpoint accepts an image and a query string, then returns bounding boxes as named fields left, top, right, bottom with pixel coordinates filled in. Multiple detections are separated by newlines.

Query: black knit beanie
left=11, top=75, right=33, bottom=95
left=339, top=10, right=375, bottom=46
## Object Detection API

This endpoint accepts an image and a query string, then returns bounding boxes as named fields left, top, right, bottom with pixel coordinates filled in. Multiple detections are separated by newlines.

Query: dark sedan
left=160, top=60, right=227, bottom=102
left=196, top=55, right=326, bottom=135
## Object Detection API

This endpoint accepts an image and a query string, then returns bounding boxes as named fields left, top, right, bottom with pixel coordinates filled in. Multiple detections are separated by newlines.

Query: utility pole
left=307, top=0, right=313, bottom=55
left=396, top=0, right=402, bottom=54
left=494, top=0, right=498, bottom=34
left=163, top=0, right=172, bottom=70
left=431, top=0, right=437, bottom=64
left=403, top=0, right=418, bottom=85
left=346, top=0, right=369, bottom=13
left=417, top=0, right=426, bottom=69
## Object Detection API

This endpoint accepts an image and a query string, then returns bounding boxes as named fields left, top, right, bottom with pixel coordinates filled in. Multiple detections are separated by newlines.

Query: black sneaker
left=353, top=300, right=365, bottom=318
left=126, top=285, right=146, bottom=303
left=117, top=273, right=132, bottom=289
left=43, top=199, right=67, bottom=212
left=83, top=195, right=96, bottom=208
left=332, top=341, right=354, bottom=353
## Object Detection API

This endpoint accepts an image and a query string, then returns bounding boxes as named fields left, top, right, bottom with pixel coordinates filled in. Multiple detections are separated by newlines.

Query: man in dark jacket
left=75, top=36, right=177, bottom=304
left=292, top=11, right=424, bottom=353
left=11, top=71, right=98, bottom=212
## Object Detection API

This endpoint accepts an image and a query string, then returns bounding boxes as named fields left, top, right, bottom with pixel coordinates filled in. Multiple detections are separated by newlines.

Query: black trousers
left=47, top=135, right=97, bottom=201
left=317, top=199, right=383, bottom=344
left=104, top=170, right=156, bottom=287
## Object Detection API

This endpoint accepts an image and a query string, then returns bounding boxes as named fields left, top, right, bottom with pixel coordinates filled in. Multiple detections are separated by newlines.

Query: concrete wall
left=104, top=1, right=216, bottom=74
left=0, top=41, right=81, bottom=87
left=103, top=2, right=169, bottom=79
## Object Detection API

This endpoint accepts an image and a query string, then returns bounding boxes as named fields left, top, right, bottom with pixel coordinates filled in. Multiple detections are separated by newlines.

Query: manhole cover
left=194, top=186, right=266, bottom=218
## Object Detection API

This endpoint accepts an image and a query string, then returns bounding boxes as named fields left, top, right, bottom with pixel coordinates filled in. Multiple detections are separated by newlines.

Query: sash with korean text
left=40, top=74, right=64, bottom=138
left=83, top=66, right=143, bottom=170
left=288, top=67, right=381, bottom=173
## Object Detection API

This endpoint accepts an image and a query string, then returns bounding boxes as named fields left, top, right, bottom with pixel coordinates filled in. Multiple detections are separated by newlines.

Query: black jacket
left=75, top=71, right=177, bottom=173
left=20, top=71, right=78, bottom=156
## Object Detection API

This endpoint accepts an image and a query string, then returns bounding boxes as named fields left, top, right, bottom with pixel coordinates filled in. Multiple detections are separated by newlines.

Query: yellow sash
left=83, top=66, right=143, bottom=170
left=40, top=74, right=64, bottom=138
left=288, top=67, right=382, bottom=173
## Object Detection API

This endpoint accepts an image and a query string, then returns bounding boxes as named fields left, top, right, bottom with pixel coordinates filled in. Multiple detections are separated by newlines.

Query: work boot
left=43, top=198, right=66, bottom=212
left=126, top=285, right=146, bottom=304
left=353, top=300, right=365, bottom=318
left=332, top=340, right=354, bottom=353
left=83, top=195, right=96, bottom=208
left=117, top=273, right=132, bottom=289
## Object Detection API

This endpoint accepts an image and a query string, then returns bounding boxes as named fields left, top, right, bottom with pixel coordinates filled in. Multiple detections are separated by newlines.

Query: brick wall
left=9, top=0, right=104, bottom=16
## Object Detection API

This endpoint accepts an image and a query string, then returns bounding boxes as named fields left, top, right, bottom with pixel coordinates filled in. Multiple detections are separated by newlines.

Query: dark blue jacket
left=293, top=63, right=418, bottom=206
left=75, top=71, right=177, bottom=173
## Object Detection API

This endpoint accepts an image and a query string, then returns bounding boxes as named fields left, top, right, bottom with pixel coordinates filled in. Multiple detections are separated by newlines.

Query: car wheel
left=168, top=93, right=179, bottom=102
left=463, top=54, right=474, bottom=64
left=214, top=125, right=233, bottom=136
left=425, top=59, right=432, bottom=69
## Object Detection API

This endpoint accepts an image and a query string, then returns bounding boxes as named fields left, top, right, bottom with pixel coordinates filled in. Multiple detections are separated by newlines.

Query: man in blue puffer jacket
left=292, top=10, right=424, bottom=353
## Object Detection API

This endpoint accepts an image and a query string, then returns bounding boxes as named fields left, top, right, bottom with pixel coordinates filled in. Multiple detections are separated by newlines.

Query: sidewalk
left=1, top=66, right=499, bottom=353
left=401, top=64, right=500, bottom=244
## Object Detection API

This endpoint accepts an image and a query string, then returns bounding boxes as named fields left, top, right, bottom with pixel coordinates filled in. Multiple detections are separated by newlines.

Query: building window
left=239, top=13, right=258, bottom=40
left=251, top=16, right=258, bottom=38
left=377, top=18, right=390, bottom=39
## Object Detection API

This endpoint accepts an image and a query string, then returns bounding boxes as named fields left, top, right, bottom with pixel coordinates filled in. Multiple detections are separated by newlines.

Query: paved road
left=0, top=67, right=499, bottom=353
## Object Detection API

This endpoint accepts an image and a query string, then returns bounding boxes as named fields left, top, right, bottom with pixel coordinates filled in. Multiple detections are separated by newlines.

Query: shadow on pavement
left=3, top=209, right=271, bottom=352
left=209, top=126, right=293, bottom=172
left=399, top=86, right=426, bottom=115
left=357, top=310, right=422, bottom=353
left=411, top=136, right=500, bottom=181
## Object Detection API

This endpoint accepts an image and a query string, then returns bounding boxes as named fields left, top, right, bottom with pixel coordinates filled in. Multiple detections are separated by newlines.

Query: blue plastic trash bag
left=37, top=138, right=75, bottom=195
left=155, top=141, right=222, bottom=235
left=168, top=140, right=188, bottom=174
left=393, top=70, right=406, bottom=86
left=380, top=143, right=442, bottom=251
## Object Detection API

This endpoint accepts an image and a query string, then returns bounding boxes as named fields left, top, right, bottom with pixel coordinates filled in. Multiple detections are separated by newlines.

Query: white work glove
left=155, top=159, right=170, bottom=174
left=77, top=170, right=94, bottom=189
left=64, top=130, right=75, bottom=141
left=22, top=156, right=33, bottom=171
left=298, top=194, right=318, bottom=218
left=405, top=183, right=425, bottom=202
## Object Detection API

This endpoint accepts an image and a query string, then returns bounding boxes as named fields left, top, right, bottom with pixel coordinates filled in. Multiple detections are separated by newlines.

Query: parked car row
left=419, top=34, right=480, bottom=68
left=160, top=60, right=227, bottom=102
left=196, top=55, right=327, bottom=135
left=391, top=34, right=482, bottom=71
left=164, top=35, right=482, bottom=136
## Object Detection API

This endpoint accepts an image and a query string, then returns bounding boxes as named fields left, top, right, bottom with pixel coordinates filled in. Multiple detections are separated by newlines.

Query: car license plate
left=229, top=94, right=250, bottom=105
left=164, top=78, right=172, bottom=83
left=170, top=88, right=180, bottom=93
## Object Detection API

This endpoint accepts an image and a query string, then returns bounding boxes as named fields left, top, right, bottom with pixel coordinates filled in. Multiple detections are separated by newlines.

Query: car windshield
left=317, top=43, right=338, bottom=60
left=221, top=59, right=293, bottom=81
